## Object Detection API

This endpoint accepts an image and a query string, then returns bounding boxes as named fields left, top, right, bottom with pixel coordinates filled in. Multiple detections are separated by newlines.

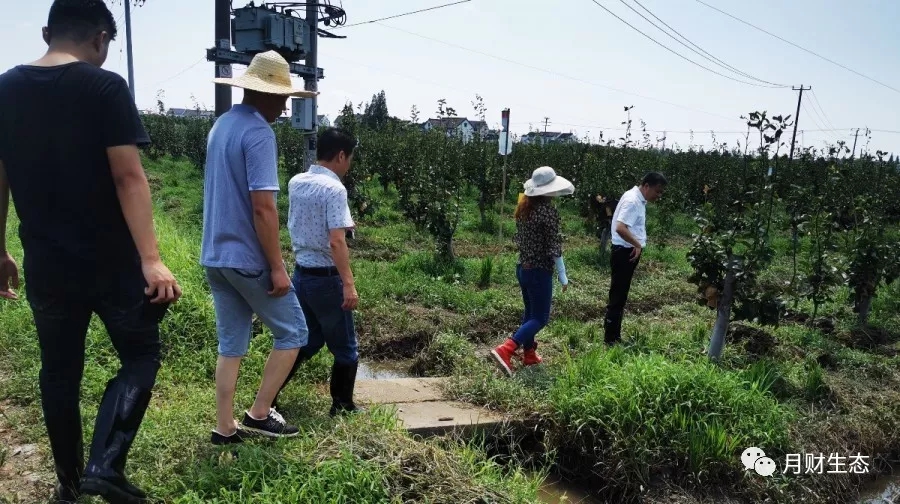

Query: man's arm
left=250, top=192, right=282, bottom=270
left=329, top=228, right=358, bottom=310
left=0, top=160, right=8, bottom=255
left=615, top=200, right=643, bottom=261
left=107, top=146, right=181, bottom=302
left=615, top=221, right=642, bottom=250
left=326, top=186, right=358, bottom=310
left=102, top=74, right=179, bottom=303
left=0, top=160, right=19, bottom=300
left=244, top=128, right=289, bottom=296
left=107, top=146, right=162, bottom=263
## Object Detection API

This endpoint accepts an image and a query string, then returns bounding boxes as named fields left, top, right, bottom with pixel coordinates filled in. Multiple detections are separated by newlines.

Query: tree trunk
left=708, top=267, right=737, bottom=361
left=599, top=227, right=610, bottom=256
left=857, top=294, right=873, bottom=328
left=478, top=192, right=488, bottom=229
left=791, top=226, right=799, bottom=308
left=437, top=235, right=456, bottom=264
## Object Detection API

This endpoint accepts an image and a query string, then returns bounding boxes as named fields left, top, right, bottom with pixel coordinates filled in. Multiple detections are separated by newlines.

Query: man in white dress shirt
left=604, top=172, right=667, bottom=345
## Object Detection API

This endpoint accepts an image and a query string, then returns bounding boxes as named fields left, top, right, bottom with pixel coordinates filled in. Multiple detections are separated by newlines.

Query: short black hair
left=317, top=128, right=357, bottom=162
left=641, top=172, right=668, bottom=187
left=47, top=0, right=117, bottom=43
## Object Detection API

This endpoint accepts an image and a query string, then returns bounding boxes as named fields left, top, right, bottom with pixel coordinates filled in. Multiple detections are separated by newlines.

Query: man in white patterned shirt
left=273, top=128, right=362, bottom=415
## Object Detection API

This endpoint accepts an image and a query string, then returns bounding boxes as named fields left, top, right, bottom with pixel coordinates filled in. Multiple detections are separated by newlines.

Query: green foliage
left=549, top=349, right=790, bottom=491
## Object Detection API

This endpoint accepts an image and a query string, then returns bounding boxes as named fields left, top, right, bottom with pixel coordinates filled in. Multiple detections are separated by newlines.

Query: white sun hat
left=212, top=50, right=318, bottom=97
left=523, top=166, right=575, bottom=197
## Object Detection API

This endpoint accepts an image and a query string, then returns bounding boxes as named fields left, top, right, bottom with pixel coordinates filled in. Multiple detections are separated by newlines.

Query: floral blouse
left=514, top=202, right=563, bottom=272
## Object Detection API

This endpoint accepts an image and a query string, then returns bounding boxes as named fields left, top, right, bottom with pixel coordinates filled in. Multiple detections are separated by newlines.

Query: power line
left=151, top=57, right=206, bottom=88
left=626, top=0, right=787, bottom=88
left=326, top=53, right=600, bottom=127
left=808, top=90, right=839, bottom=133
left=695, top=0, right=900, bottom=95
left=374, top=22, right=742, bottom=123
left=587, top=0, right=781, bottom=88
left=511, top=120, right=885, bottom=136
left=336, top=0, right=471, bottom=28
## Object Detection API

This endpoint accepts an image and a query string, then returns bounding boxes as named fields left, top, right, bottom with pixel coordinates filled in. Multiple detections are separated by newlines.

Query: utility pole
left=543, top=117, right=550, bottom=133
left=304, top=2, right=319, bottom=171
left=214, top=0, right=232, bottom=117
left=124, top=0, right=135, bottom=98
left=788, top=85, right=810, bottom=162
left=499, top=108, right=511, bottom=241
left=851, top=128, right=860, bottom=158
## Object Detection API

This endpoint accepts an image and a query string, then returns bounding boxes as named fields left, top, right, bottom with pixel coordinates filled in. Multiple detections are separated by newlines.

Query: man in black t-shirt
left=0, top=1, right=181, bottom=503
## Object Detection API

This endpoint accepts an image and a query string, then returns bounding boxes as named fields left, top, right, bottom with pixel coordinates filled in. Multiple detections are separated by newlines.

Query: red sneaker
left=490, top=339, right=518, bottom=376
left=522, top=343, right=543, bottom=366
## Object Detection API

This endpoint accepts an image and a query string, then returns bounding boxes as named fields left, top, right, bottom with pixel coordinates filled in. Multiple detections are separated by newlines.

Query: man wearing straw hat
left=200, top=50, right=315, bottom=444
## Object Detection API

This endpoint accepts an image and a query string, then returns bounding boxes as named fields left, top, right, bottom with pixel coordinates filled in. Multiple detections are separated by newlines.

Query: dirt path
left=0, top=399, right=54, bottom=504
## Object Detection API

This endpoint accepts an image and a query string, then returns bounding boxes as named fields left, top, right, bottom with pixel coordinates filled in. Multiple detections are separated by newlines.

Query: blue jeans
left=293, top=267, right=359, bottom=366
left=511, top=264, right=553, bottom=349
left=205, top=267, right=308, bottom=357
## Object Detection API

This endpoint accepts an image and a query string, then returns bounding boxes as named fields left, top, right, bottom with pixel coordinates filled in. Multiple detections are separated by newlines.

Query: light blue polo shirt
left=200, top=104, right=280, bottom=270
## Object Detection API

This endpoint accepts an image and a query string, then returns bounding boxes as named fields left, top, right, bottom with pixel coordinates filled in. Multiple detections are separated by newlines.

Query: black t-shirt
left=0, top=61, right=150, bottom=288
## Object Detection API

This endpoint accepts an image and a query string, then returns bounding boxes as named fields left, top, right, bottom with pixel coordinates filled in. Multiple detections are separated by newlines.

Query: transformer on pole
left=208, top=1, right=346, bottom=133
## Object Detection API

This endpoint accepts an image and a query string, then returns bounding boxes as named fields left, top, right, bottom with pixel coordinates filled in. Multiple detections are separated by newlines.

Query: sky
left=2, top=0, right=898, bottom=155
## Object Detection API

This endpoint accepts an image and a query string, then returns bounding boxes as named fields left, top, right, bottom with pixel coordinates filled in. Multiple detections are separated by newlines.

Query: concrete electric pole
left=304, top=2, right=319, bottom=172
left=788, top=85, right=810, bottom=162
left=124, top=0, right=135, bottom=98
left=214, top=0, right=232, bottom=117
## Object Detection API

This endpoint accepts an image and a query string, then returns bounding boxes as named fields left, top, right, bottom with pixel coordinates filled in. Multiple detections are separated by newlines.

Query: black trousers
left=604, top=245, right=641, bottom=344
left=25, top=263, right=167, bottom=493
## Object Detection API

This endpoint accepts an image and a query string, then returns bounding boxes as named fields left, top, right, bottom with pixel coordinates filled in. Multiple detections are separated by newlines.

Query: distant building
left=167, top=108, right=214, bottom=119
left=274, top=114, right=331, bottom=128
left=519, top=131, right=577, bottom=146
left=421, top=117, right=498, bottom=143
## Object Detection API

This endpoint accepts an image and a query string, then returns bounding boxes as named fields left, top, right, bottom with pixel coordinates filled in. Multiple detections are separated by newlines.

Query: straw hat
left=212, top=50, right=317, bottom=97
left=523, top=166, right=575, bottom=197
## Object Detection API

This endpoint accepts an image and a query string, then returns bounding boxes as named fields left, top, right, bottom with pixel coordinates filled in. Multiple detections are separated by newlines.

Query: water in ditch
left=357, top=359, right=415, bottom=380
left=357, top=358, right=900, bottom=503
left=536, top=475, right=599, bottom=503
left=858, top=472, right=900, bottom=503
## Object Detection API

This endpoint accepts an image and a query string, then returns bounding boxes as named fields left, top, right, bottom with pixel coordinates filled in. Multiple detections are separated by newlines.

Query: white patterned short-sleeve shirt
left=288, top=164, right=355, bottom=267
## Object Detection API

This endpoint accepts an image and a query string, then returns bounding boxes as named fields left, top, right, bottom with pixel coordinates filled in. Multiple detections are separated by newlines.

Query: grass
left=2, top=154, right=900, bottom=503
left=0, top=165, right=542, bottom=503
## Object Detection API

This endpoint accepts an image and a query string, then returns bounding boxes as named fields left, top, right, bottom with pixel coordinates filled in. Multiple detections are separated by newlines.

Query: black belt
left=297, top=265, right=339, bottom=277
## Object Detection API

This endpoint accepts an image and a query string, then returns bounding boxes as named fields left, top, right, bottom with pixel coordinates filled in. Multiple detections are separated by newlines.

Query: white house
left=519, top=131, right=577, bottom=146
left=422, top=117, right=475, bottom=143
left=167, top=108, right=215, bottom=119
left=421, top=117, right=501, bottom=143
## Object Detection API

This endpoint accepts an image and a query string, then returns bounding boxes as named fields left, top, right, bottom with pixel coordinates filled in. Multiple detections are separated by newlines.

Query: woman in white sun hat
left=490, top=166, right=574, bottom=376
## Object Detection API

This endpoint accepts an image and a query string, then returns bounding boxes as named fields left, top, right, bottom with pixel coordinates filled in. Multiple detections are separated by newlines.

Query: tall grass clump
left=547, top=348, right=790, bottom=498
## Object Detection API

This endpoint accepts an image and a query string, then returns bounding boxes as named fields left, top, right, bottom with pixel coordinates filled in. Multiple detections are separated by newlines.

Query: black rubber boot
left=47, top=431, right=83, bottom=503
left=41, top=382, right=85, bottom=503
left=329, top=360, right=365, bottom=417
left=272, top=351, right=311, bottom=411
left=80, top=379, right=152, bottom=504
left=54, top=482, right=81, bottom=504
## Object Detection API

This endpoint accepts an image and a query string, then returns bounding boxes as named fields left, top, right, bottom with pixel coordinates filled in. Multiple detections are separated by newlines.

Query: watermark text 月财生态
left=742, top=447, right=870, bottom=477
